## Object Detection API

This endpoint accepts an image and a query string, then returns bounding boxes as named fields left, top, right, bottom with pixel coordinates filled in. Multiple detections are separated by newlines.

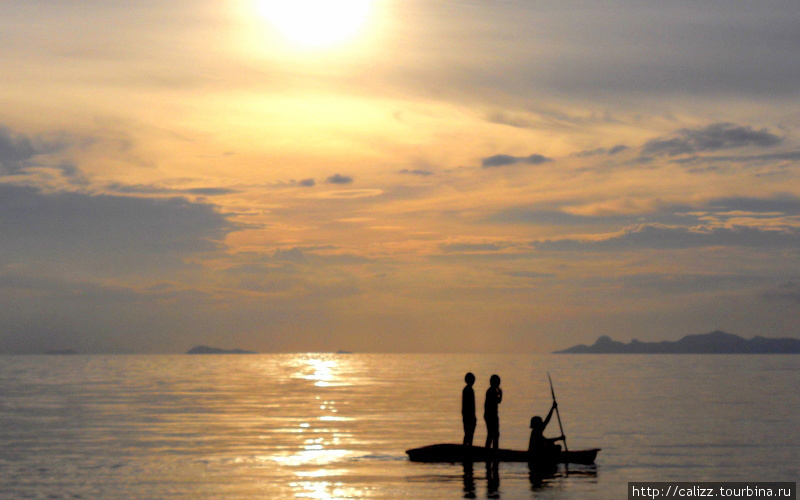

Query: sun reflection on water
left=290, top=480, right=369, bottom=499
left=270, top=447, right=354, bottom=467
left=258, top=355, right=365, bottom=483
left=301, top=357, right=338, bottom=387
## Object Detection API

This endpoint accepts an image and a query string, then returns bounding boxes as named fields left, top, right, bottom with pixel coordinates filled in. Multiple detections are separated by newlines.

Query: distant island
left=186, top=345, right=257, bottom=355
left=555, top=330, right=800, bottom=354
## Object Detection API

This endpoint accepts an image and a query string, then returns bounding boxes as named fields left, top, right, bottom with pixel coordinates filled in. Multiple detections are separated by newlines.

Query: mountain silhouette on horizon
left=555, top=330, right=800, bottom=354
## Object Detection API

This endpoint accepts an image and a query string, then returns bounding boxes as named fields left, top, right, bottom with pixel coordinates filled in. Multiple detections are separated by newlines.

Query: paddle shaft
left=547, top=373, right=568, bottom=453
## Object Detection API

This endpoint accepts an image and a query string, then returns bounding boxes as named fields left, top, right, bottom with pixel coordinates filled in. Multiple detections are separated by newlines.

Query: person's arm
left=542, top=401, right=556, bottom=428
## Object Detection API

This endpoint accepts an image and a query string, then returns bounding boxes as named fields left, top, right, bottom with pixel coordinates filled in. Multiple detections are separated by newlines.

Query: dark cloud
left=487, top=195, right=800, bottom=228
left=762, top=282, right=800, bottom=304
left=485, top=111, right=536, bottom=129
left=534, top=5, right=800, bottom=99
left=0, top=126, right=76, bottom=175
left=506, top=271, right=556, bottom=279
left=106, top=183, right=237, bottom=196
left=440, top=242, right=505, bottom=252
left=575, top=145, right=630, bottom=157
left=0, top=184, right=238, bottom=266
left=673, top=150, right=800, bottom=167
left=273, top=247, right=307, bottom=263
left=185, top=187, right=238, bottom=196
left=485, top=205, right=644, bottom=226
left=399, top=168, right=434, bottom=176
left=0, top=126, right=38, bottom=171
left=620, top=272, right=763, bottom=294
left=481, top=153, right=552, bottom=168
left=535, top=224, right=800, bottom=252
left=707, top=195, right=800, bottom=215
left=0, top=272, right=144, bottom=303
left=642, top=123, right=783, bottom=156
left=395, top=1, right=800, bottom=107
left=326, top=173, right=353, bottom=184
left=313, top=253, right=373, bottom=265
left=0, top=127, right=51, bottom=174
left=298, top=178, right=316, bottom=187
left=55, top=161, right=87, bottom=182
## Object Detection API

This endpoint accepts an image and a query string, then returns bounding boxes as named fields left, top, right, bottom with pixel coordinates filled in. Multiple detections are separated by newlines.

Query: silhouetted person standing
left=484, top=374, right=502, bottom=450
left=462, top=372, right=477, bottom=446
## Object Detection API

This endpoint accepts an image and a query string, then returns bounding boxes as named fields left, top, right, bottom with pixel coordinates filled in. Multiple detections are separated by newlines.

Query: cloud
left=620, top=272, right=763, bottom=294
left=0, top=126, right=76, bottom=175
left=707, top=195, right=800, bottom=216
left=485, top=111, right=536, bottom=129
left=273, top=247, right=307, bottom=263
left=0, top=127, right=38, bottom=171
left=487, top=207, right=612, bottom=226
left=481, top=153, right=553, bottom=168
left=762, top=282, right=800, bottom=304
left=0, top=272, right=145, bottom=303
left=642, top=123, right=783, bottom=156
left=298, top=178, right=316, bottom=187
left=185, top=187, right=238, bottom=196
left=326, top=173, right=353, bottom=184
left=440, top=242, right=505, bottom=253
left=535, top=223, right=800, bottom=251
left=506, top=271, right=556, bottom=279
left=0, top=184, right=238, bottom=267
left=673, top=150, right=800, bottom=169
left=485, top=202, right=663, bottom=226
left=399, top=169, right=434, bottom=176
left=487, top=195, right=800, bottom=228
left=54, top=161, right=88, bottom=183
left=315, top=189, right=382, bottom=199
left=575, top=145, right=630, bottom=157
left=106, top=183, right=238, bottom=196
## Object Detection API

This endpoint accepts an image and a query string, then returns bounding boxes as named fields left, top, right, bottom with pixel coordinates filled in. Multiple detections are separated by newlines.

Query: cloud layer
left=1, top=0, right=799, bottom=352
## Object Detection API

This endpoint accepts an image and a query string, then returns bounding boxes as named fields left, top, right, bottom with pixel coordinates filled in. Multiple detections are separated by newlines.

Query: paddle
left=547, top=372, right=568, bottom=453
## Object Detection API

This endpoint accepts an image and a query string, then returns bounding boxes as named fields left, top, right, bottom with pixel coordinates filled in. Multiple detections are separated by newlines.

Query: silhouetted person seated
left=484, top=374, right=502, bottom=450
left=462, top=372, right=477, bottom=446
left=528, top=401, right=564, bottom=461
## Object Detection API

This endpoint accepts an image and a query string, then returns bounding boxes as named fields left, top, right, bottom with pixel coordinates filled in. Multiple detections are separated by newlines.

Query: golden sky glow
left=254, top=0, right=375, bottom=48
left=1, top=0, right=799, bottom=353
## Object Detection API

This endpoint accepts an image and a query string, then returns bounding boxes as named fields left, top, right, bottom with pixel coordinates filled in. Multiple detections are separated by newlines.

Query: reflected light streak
left=270, top=448, right=353, bottom=467
left=298, top=356, right=341, bottom=387
left=290, top=480, right=369, bottom=499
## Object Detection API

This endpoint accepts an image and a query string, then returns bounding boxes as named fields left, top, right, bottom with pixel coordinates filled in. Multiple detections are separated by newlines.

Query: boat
left=405, top=443, right=600, bottom=465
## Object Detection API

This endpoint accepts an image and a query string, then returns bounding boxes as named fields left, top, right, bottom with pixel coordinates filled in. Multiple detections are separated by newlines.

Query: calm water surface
left=1, top=354, right=798, bottom=499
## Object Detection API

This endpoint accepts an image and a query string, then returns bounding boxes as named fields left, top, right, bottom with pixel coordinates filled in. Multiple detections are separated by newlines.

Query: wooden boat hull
left=406, top=443, right=600, bottom=465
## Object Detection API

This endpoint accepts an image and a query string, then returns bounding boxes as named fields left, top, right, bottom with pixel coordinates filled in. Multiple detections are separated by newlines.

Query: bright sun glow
left=256, top=0, right=374, bottom=48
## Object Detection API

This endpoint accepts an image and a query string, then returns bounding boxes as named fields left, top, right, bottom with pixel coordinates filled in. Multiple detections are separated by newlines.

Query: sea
left=0, top=354, right=797, bottom=499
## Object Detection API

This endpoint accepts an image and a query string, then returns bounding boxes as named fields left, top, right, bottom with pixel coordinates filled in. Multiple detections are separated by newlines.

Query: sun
left=255, top=0, right=374, bottom=48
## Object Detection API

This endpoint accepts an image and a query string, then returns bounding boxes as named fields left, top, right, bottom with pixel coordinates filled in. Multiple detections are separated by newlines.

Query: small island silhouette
left=186, top=345, right=257, bottom=355
left=555, top=330, right=800, bottom=354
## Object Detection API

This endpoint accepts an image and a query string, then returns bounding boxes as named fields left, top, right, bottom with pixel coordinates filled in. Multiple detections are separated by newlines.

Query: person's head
left=465, top=372, right=475, bottom=385
left=489, top=374, right=501, bottom=388
left=530, top=416, right=543, bottom=430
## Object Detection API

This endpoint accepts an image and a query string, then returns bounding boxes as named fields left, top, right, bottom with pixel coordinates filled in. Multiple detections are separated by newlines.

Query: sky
left=1, top=0, right=799, bottom=353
